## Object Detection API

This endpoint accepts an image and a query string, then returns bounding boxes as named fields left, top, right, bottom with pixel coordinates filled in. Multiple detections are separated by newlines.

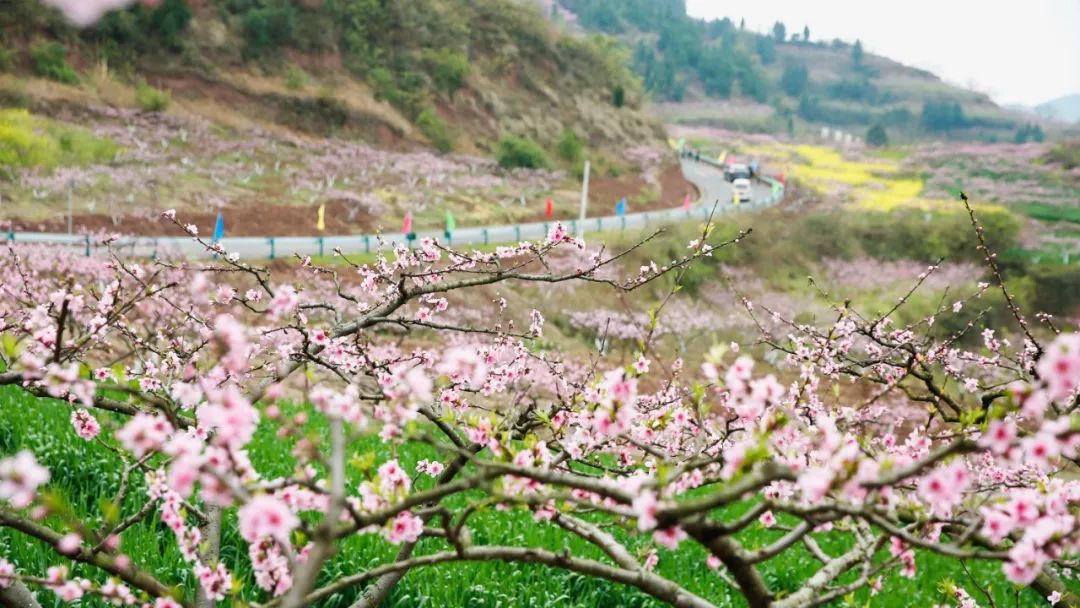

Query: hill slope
left=553, top=0, right=1032, bottom=142
left=1036, top=95, right=1080, bottom=124
left=0, top=0, right=664, bottom=153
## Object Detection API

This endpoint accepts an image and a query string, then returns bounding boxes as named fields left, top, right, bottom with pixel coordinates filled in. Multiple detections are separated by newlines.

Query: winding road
left=3, top=159, right=781, bottom=260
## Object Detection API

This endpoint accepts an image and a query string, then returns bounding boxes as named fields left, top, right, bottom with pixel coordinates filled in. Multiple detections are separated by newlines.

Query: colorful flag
left=718, top=151, right=727, bottom=165
left=615, top=198, right=626, bottom=216
left=445, top=209, right=456, bottom=233
left=682, top=192, right=692, bottom=211
left=316, top=204, right=325, bottom=232
left=403, top=211, right=412, bottom=234
left=544, top=198, right=554, bottom=218
left=213, top=212, right=224, bottom=241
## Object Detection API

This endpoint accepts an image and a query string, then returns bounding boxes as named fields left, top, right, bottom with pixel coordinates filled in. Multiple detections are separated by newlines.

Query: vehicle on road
left=725, top=163, right=751, bottom=182
left=732, top=178, right=752, bottom=204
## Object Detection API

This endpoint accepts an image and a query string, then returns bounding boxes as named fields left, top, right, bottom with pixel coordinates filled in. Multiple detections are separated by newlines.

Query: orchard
left=0, top=197, right=1079, bottom=608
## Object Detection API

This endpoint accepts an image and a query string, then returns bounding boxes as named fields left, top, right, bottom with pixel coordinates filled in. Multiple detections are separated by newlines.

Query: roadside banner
left=445, top=209, right=456, bottom=233
left=683, top=192, right=692, bottom=211
left=545, top=198, right=554, bottom=218
left=403, top=211, right=412, bottom=234
left=316, top=204, right=326, bottom=231
left=213, top=212, right=224, bottom=241
left=616, top=198, right=627, bottom=216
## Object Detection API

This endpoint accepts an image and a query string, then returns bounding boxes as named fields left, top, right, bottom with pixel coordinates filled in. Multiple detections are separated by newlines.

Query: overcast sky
left=685, top=0, right=1080, bottom=107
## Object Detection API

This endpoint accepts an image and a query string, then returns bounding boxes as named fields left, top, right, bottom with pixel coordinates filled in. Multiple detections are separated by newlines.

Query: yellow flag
left=316, top=204, right=326, bottom=231
left=718, top=150, right=727, bottom=164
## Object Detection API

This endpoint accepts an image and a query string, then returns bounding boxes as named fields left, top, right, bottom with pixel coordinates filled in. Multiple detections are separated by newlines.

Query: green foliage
left=754, top=35, right=776, bottom=64
left=556, top=127, right=584, bottom=164
left=1013, top=202, right=1080, bottom=224
left=415, top=108, right=454, bottom=153
left=825, top=77, right=878, bottom=103
left=0, top=46, right=14, bottom=72
left=30, top=42, right=78, bottom=85
left=284, top=66, right=308, bottom=90
left=780, top=62, right=808, bottom=97
left=495, top=134, right=550, bottom=170
left=852, top=39, right=864, bottom=64
left=1013, top=122, right=1045, bottom=144
left=772, top=21, right=786, bottom=42
left=91, top=0, right=192, bottom=57
left=0, top=108, right=117, bottom=171
left=922, top=100, right=968, bottom=132
left=367, top=66, right=430, bottom=119
left=1046, top=140, right=1080, bottom=170
left=134, top=81, right=170, bottom=112
left=866, top=123, right=888, bottom=147
left=421, top=48, right=470, bottom=94
left=611, top=85, right=625, bottom=108
left=242, top=6, right=296, bottom=59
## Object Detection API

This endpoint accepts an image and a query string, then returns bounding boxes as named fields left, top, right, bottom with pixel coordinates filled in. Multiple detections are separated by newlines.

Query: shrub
left=495, top=134, right=550, bottom=170
left=866, top=124, right=888, bottom=147
left=242, top=6, right=296, bottom=59
left=611, top=85, right=625, bottom=108
left=422, top=48, right=470, bottom=94
left=30, top=42, right=79, bottom=85
left=0, top=108, right=117, bottom=170
left=284, top=66, right=308, bottom=90
left=416, top=108, right=454, bottom=153
left=780, top=62, right=808, bottom=97
left=555, top=127, right=583, bottom=164
left=135, top=81, right=171, bottom=112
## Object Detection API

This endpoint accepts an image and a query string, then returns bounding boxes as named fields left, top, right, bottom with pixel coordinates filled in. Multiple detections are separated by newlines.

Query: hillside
left=554, top=0, right=1036, bottom=143
left=1036, top=94, right=1080, bottom=124
left=0, top=0, right=663, bottom=154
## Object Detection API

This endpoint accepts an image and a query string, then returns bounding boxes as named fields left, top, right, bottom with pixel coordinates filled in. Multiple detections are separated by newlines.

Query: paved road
left=679, top=159, right=771, bottom=208
left=4, top=160, right=781, bottom=260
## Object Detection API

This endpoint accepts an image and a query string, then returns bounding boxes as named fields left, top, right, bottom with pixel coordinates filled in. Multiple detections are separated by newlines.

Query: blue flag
left=213, top=212, right=224, bottom=241
left=616, top=198, right=626, bottom=216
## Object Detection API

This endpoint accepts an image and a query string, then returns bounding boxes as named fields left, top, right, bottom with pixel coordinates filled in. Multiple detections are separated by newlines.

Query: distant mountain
left=1035, top=95, right=1080, bottom=123
left=554, top=0, right=1029, bottom=141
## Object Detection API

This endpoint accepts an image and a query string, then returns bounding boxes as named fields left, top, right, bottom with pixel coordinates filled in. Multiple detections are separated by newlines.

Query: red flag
left=402, top=211, right=412, bottom=234
left=544, top=198, right=554, bottom=218
left=682, top=192, right=692, bottom=211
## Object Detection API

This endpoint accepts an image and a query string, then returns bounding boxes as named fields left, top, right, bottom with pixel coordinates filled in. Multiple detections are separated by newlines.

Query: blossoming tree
left=1, top=196, right=1080, bottom=608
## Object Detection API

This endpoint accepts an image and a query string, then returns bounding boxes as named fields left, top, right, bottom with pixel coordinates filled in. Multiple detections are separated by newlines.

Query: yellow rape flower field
left=741, top=142, right=1006, bottom=214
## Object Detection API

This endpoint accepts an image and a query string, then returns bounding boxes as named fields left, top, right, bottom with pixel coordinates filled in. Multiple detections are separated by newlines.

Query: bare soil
left=8, top=198, right=378, bottom=237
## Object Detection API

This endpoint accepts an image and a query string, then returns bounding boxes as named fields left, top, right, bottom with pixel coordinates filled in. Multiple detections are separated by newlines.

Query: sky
left=685, top=0, right=1080, bottom=107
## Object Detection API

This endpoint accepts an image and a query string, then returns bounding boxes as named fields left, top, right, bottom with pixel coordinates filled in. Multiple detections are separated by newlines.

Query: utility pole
left=67, top=179, right=74, bottom=236
left=577, top=160, right=590, bottom=239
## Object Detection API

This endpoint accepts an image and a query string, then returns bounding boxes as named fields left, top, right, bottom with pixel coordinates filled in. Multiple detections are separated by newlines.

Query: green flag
left=445, top=210, right=456, bottom=232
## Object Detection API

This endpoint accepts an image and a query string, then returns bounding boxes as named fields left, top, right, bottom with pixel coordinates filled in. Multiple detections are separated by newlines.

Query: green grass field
left=0, top=386, right=1053, bottom=607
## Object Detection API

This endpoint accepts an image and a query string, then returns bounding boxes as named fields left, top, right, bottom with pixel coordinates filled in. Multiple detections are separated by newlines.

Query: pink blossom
left=56, top=532, right=82, bottom=555
left=0, top=558, right=13, bottom=589
left=384, top=510, right=423, bottom=544
left=1036, top=334, right=1080, bottom=402
left=643, top=549, right=659, bottom=571
left=653, top=526, right=687, bottom=550
left=70, top=409, right=101, bottom=440
left=979, top=419, right=1016, bottom=454
left=378, top=459, right=411, bottom=495
left=0, top=450, right=50, bottom=508
left=238, top=495, right=300, bottom=543
left=115, top=413, right=173, bottom=458
left=758, top=511, right=776, bottom=528
left=41, top=0, right=137, bottom=27
left=632, top=490, right=659, bottom=531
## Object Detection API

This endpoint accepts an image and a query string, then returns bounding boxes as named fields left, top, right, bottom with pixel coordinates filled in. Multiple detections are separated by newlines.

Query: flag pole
left=577, top=160, right=590, bottom=239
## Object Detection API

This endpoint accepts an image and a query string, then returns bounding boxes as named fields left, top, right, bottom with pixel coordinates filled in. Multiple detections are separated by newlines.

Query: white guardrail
left=1, top=166, right=784, bottom=261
